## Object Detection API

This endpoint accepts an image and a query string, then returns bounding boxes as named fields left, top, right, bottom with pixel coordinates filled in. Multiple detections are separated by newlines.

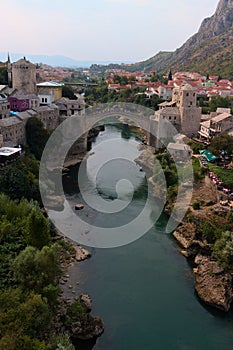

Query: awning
left=199, top=149, right=218, bottom=162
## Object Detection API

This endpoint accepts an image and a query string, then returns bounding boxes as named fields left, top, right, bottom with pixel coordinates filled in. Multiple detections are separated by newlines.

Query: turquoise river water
left=62, top=124, right=233, bottom=350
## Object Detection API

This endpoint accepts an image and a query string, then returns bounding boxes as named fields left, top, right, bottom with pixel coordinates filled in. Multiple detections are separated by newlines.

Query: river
left=62, top=124, right=233, bottom=350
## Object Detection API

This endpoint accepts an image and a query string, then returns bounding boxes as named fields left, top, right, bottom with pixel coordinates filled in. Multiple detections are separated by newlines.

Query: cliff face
left=131, top=0, right=233, bottom=77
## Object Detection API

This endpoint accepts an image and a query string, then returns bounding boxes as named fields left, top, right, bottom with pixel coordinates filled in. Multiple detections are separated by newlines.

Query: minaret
left=7, top=52, right=12, bottom=87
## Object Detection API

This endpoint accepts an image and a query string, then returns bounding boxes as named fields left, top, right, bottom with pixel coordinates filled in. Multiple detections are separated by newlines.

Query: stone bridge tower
left=11, top=57, right=37, bottom=94
left=173, top=84, right=201, bottom=136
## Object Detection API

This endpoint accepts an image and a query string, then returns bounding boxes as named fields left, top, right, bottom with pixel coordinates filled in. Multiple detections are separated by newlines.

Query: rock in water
left=79, top=294, right=92, bottom=312
left=75, top=245, right=91, bottom=261
left=194, top=258, right=233, bottom=311
left=71, top=314, right=104, bottom=340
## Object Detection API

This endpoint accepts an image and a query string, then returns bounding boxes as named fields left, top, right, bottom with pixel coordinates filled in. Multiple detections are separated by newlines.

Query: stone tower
left=178, top=84, right=201, bottom=135
left=11, top=57, right=37, bottom=94
left=172, top=84, right=201, bottom=135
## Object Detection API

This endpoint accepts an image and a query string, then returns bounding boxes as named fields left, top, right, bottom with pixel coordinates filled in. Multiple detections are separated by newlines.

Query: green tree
left=26, top=209, right=50, bottom=249
left=62, top=86, right=77, bottom=100
left=25, top=118, right=50, bottom=160
left=0, top=289, right=50, bottom=348
left=14, top=245, right=61, bottom=294
left=209, top=133, right=233, bottom=156
left=0, top=158, right=40, bottom=201
left=209, top=96, right=231, bottom=112
left=214, top=231, right=233, bottom=269
left=0, top=67, right=8, bottom=85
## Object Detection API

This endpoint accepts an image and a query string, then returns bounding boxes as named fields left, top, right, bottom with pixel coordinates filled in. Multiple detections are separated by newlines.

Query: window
left=190, top=101, right=192, bottom=105
left=186, top=93, right=189, bottom=96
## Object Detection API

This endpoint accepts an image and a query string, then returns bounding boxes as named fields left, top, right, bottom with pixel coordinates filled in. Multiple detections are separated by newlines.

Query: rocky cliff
left=131, top=0, right=233, bottom=77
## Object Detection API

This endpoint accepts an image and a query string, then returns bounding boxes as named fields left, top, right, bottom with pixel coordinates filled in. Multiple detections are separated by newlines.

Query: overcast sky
left=2, top=0, right=219, bottom=62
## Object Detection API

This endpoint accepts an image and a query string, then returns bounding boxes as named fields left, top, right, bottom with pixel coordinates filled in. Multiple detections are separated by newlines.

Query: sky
left=1, top=0, right=219, bottom=63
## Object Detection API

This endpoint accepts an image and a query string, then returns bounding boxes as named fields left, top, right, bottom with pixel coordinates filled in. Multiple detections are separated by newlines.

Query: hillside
left=130, top=0, right=233, bottom=78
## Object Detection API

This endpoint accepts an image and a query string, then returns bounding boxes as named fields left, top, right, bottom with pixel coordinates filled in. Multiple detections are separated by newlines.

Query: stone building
left=11, top=58, right=37, bottom=94
left=149, top=84, right=201, bottom=147
left=0, top=116, right=25, bottom=147
left=0, top=104, right=60, bottom=147
left=55, top=96, right=85, bottom=117
left=0, top=94, right=10, bottom=119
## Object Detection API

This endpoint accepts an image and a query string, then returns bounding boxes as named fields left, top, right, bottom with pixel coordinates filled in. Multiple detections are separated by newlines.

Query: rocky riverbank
left=135, top=146, right=233, bottom=312
left=51, top=232, right=104, bottom=348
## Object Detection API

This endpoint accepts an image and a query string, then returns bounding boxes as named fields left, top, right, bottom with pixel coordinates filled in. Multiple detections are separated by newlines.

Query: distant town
left=0, top=54, right=232, bottom=152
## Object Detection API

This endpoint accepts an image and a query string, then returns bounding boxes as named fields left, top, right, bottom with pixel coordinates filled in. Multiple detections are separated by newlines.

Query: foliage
left=65, top=300, right=88, bottom=327
left=208, top=163, right=233, bottom=188
left=192, top=201, right=201, bottom=210
left=0, top=289, right=50, bottom=349
left=55, top=333, right=75, bottom=350
left=26, top=118, right=50, bottom=160
left=192, top=158, right=206, bottom=181
left=187, top=140, right=205, bottom=154
left=62, top=86, right=77, bottom=100
left=14, top=245, right=61, bottom=297
left=84, top=83, right=164, bottom=110
left=209, top=133, right=233, bottom=157
left=0, top=155, right=40, bottom=201
left=0, top=67, right=8, bottom=85
left=209, top=96, right=231, bottom=112
left=196, top=221, right=222, bottom=244
left=0, top=194, right=38, bottom=288
left=25, top=209, right=50, bottom=249
left=214, top=231, right=233, bottom=269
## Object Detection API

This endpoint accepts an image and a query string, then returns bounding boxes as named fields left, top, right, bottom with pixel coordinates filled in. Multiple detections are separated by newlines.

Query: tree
left=214, top=231, right=233, bottom=269
left=0, top=67, right=8, bottom=85
left=209, top=96, right=231, bottom=112
left=26, top=209, right=50, bottom=250
left=25, top=118, right=50, bottom=160
left=0, top=289, right=50, bottom=349
left=209, top=133, right=233, bottom=156
left=0, top=159, right=40, bottom=201
left=62, top=86, right=77, bottom=100
left=14, top=245, right=61, bottom=294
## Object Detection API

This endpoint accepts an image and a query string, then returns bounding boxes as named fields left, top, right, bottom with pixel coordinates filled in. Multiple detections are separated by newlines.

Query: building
left=55, top=97, right=85, bottom=117
left=37, top=81, right=63, bottom=105
left=149, top=84, right=201, bottom=147
left=0, top=94, right=10, bottom=119
left=8, top=90, right=39, bottom=112
left=199, top=112, right=233, bottom=140
left=0, top=104, right=60, bottom=147
left=11, top=58, right=37, bottom=94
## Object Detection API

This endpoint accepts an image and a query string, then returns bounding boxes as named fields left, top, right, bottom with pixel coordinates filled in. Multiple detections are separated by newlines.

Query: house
left=0, top=94, right=10, bottom=119
left=55, top=97, right=85, bottom=117
left=37, top=81, right=63, bottom=105
left=199, top=112, right=233, bottom=140
left=8, top=90, right=39, bottom=112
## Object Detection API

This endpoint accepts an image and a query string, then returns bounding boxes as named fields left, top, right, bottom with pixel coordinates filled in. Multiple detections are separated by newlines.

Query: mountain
left=0, top=52, right=128, bottom=68
left=130, top=0, right=233, bottom=78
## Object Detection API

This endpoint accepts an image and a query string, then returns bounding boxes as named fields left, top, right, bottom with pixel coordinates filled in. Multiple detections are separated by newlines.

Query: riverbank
left=135, top=146, right=233, bottom=312
left=51, top=232, right=104, bottom=349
